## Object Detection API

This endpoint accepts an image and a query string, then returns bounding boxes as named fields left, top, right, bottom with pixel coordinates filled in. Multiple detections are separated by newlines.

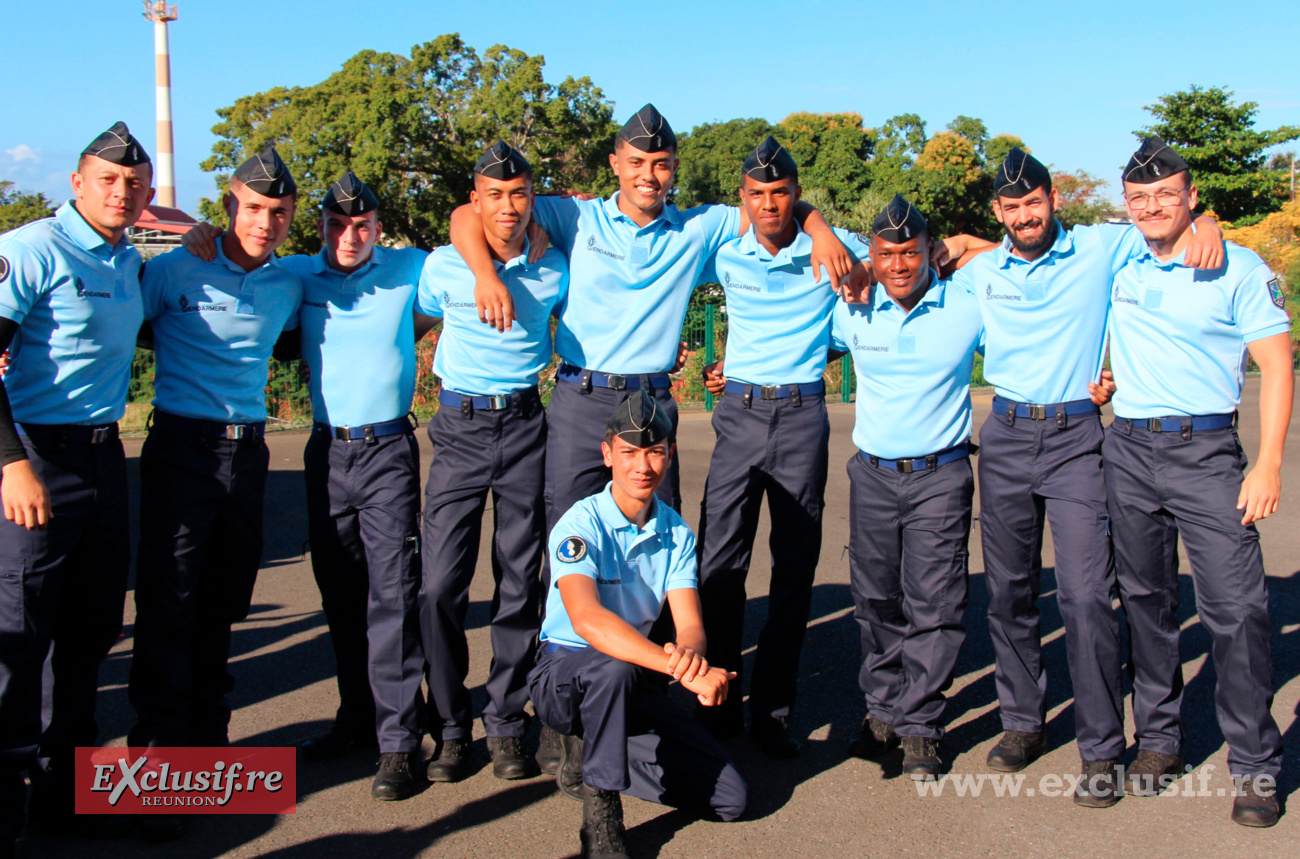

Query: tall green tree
left=1052, top=169, right=1111, bottom=229
left=199, top=34, right=618, bottom=254
left=0, top=181, right=57, bottom=233
left=1139, top=85, right=1300, bottom=223
left=674, top=118, right=775, bottom=208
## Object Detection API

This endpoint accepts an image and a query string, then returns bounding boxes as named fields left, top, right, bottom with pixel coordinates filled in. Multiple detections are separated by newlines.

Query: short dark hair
left=614, top=137, right=676, bottom=157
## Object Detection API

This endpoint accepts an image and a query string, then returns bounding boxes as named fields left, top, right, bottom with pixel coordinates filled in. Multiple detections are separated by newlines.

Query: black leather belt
left=150, top=409, right=265, bottom=441
left=17, top=422, right=119, bottom=444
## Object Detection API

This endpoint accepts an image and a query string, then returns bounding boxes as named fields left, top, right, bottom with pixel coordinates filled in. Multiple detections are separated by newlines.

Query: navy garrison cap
left=232, top=146, right=297, bottom=198
left=474, top=140, right=531, bottom=180
left=871, top=194, right=928, bottom=243
left=742, top=136, right=798, bottom=183
left=322, top=171, right=379, bottom=215
left=994, top=147, right=1051, bottom=198
left=81, top=122, right=151, bottom=167
left=1123, top=135, right=1190, bottom=184
left=607, top=390, right=673, bottom=448
left=617, top=104, right=676, bottom=153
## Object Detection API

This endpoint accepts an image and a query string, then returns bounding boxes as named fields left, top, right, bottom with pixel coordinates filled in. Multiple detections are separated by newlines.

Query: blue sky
left=3, top=0, right=1297, bottom=214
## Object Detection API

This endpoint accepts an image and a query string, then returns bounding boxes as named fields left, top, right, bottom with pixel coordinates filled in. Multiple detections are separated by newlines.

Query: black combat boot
left=581, top=785, right=631, bottom=859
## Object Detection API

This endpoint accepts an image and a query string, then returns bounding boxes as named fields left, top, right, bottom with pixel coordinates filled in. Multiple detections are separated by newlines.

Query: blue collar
left=595, top=482, right=671, bottom=536
left=996, top=219, right=1074, bottom=269
left=57, top=201, right=125, bottom=254
left=493, top=238, right=532, bottom=274
left=737, top=222, right=813, bottom=264
left=873, top=269, right=946, bottom=312
left=311, top=244, right=388, bottom=276
left=603, top=192, right=683, bottom=228
left=215, top=234, right=278, bottom=274
left=1133, top=242, right=1189, bottom=270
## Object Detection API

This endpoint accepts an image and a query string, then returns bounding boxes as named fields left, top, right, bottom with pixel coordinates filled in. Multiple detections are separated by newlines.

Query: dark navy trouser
left=0, top=427, right=129, bottom=839
left=697, top=391, right=828, bottom=720
left=1104, top=422, right=1281, bottom=779
left=529, top=646, right=747, bottom=821
left=978, top=408, right=1125, bottom=761
left=545, top=378, right=681, bottom=527
left=420, top=394, right=545, bottom=740
left=129, top=420, right=269, bottom=748
left=848, top=452, right=971, bottom=738
left=304, top=425, right=424, bottom=753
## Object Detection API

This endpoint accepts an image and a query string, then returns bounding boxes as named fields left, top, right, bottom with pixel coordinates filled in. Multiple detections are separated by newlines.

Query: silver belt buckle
left=605, top=374, right=627, bottom=390
left=90, top=426, right=112, bottom=444
left=1146, top=418, right=1164, bottom=433
left=760, top=385, right=779, bottom=400
left=1028, top=404, right=1047, bottom=420
left=898, top=459, right=915, bottom=474
left=225, top=424, right=248, bottom=440
left=487, top=395, right=511, bottom=410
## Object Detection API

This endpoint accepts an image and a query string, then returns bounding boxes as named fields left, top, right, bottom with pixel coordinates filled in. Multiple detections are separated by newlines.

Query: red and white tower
left=142, top=2, right=179, bottom=208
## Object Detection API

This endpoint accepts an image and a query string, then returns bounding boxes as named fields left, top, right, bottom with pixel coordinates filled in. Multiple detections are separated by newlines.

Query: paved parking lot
left=27, top=379, right=1300, bottom=858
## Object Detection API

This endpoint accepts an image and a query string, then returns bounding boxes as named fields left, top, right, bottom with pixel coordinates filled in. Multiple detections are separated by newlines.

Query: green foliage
left=199, top=34, right=618, bottom=254
left=674, top=118, right=775, bottom=208
left=0, top=180, right=57, bottom=233
left=1052, top=169, right=1111, bottom=229
left=1139, top=85, right=1300, bottom=223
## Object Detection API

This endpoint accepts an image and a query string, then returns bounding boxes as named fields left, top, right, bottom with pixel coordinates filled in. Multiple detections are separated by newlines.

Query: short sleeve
left=1233, top=261, right=1291, bottom=343
left=549, top=514, right=601, bottom=585
left=829, top=300, right=850, bottom=352
left=279, top=275, right=303, bottom=332
left=531, top=196, right=583, bottom=255
left=1082, top=223, right=1147, bottom=277
left=833, top=227, right=872, bottom=263
left=415, top=251, right=446, bottom=318
left=139, top=256, right=169, bottom=321
left=0, top=239, right=51, bottom=324
left=664, top=526, right=697, bottom=591
left=687, top=204, right=742, bottom=258
left=697, top=250, right=719, bottom=288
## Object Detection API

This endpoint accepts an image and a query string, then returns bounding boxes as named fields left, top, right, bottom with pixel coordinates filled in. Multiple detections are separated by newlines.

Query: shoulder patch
left=855, top=232, right=871, bottom=245
left=0, top=256, right=9, bottom=284
left=1267, top=277, right=1285, bottom=310
left=556, top=536, right=588, bottom=564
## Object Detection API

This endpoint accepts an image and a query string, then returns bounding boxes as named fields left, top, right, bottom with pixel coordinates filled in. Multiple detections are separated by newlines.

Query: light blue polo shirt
left=1109, top=241, right=1289, bottom=418
left=541, top=483, right=698, bottom=649
left=531, top=193, right=740, bottom=374
left=831, top=274, right=985, bottom=460
left=417, top=241, right=567, bottom=395
left=950, top=221, right=1146, bottom=404
left=701, top=225, right=870, bottom=386
left=142, top=239, right=302, bottom=423
left=0, top=202, right=144, bottom=425
left=284, top=245, right=426, bottom=427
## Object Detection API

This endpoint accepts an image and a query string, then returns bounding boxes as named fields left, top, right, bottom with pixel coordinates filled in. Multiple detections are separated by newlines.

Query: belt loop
left=868, top=455, right=879, bottom=467
left=1122, top=418, right=1133, bottom=435
left=790, top=385, right=802, bottom=408
left=513, top=393, right=523, bottom=417
left=364, top=424, right=376, bottom=445
left=580, top=370, right=593, bottom=394
left=742, top=386, right=753, bottom=409
left=461, top=399, right=473, bottom=419
left=926, top=454, right=938, bottom=471
left=1232, top=410, right=1239, bottom=429
left=639, top=374, right=651, bottom=392
left=1055, top=406, right=1067, bottom=430
left=1180, top=416, right=1192, bottom=441
left=1005, top=401, right=1016, bottom=426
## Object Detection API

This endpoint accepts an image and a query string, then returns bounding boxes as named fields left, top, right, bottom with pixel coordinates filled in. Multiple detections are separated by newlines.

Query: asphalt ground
left=24, top=378, right=1300, bottom=858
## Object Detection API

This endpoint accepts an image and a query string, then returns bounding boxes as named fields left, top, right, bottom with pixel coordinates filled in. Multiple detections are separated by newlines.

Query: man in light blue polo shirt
left=417, top=142, right=568, bottom=785
left=1105, top=137, right=1291, bottom=827
left=529, top=391, right=746, bottom=859
left=447, top=104, right=859, bottom=527
left=128, top=148, right=302, bottom=838
left=948, top=148, right=1223, bottom=798
left=830, top=196, right=984, bottom=781
left=0, top=123, right=152, bottom=848
left=687, top=136, right=872, bottom=756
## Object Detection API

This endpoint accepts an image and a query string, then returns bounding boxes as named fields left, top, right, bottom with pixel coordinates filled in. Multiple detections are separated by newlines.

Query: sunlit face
left=739, top=174, right=800, bottom=244
left=602, top=434, right=672, bottom=504
left=471, top=173, right=533, bottom=245
left=223, top=179, right=295, bottom=260
left=870, top=233, right=931, bottom=303
left=609, top=141, right=677, bottom=213
left=1123, top=173, right=1197, bottom=246
left=70, top=155, right=154, bottom=240
left=318, top=210, right=381, bottom=272
left=993, top=185, right=1059, bottom=255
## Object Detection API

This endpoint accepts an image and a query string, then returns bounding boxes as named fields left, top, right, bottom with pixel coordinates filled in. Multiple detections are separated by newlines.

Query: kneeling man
left=528, top=391, right=747, bottom=859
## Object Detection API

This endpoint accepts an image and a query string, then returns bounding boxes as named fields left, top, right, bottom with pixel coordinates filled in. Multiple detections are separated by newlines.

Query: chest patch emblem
left=557, top=536, right=588, bottom=564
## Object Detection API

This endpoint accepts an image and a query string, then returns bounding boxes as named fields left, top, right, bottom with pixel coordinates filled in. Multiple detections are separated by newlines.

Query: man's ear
left=601, top=441, right=614, bottom=469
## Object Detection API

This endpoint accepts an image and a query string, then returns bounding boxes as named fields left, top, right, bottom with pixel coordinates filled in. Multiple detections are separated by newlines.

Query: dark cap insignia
left=994, top=147, right=1051, bottom=198
left=322, top=171, right=379, bottom=215
left=742, top=135, right=798, bottom=183
left=1123, top=135, right=1190, bottom=185
left=617, top=104, right=677, bottom=153
left=81, top=121, right=152, bottom=167
left=232, top=145, right=297, bottom=198
left=871, top=194, right=929, bottom=244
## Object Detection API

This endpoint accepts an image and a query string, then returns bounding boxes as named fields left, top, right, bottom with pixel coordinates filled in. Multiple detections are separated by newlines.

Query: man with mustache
left=949, top=148, right=1224, bottom=807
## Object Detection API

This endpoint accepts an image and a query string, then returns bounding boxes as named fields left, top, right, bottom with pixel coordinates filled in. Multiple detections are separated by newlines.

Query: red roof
left=135, top=204, right=200, bottom=234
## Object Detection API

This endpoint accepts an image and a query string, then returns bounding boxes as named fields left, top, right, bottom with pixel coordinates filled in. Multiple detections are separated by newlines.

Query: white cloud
left=5, top=145, right=38, bottom=163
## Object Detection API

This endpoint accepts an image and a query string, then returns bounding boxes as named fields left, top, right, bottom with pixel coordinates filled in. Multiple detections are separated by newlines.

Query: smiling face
left=740, top=174, right=800, bottom=248
left=70, top=155, right=154, bottom=242
left=609, top=139, right=677, bottom=214
left=870, top=232, right=931, bottom=305
left=319, top=210, right=381, bottom=272
left=223, top=179, right=296, bottom=262
left=993, top=185, right=1059, bottom=257
left=602, top=433, right=672, bottom=506
left=471, top=172, right=533, bottom=246
left=1123, top=172, right=1196, bottom=246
